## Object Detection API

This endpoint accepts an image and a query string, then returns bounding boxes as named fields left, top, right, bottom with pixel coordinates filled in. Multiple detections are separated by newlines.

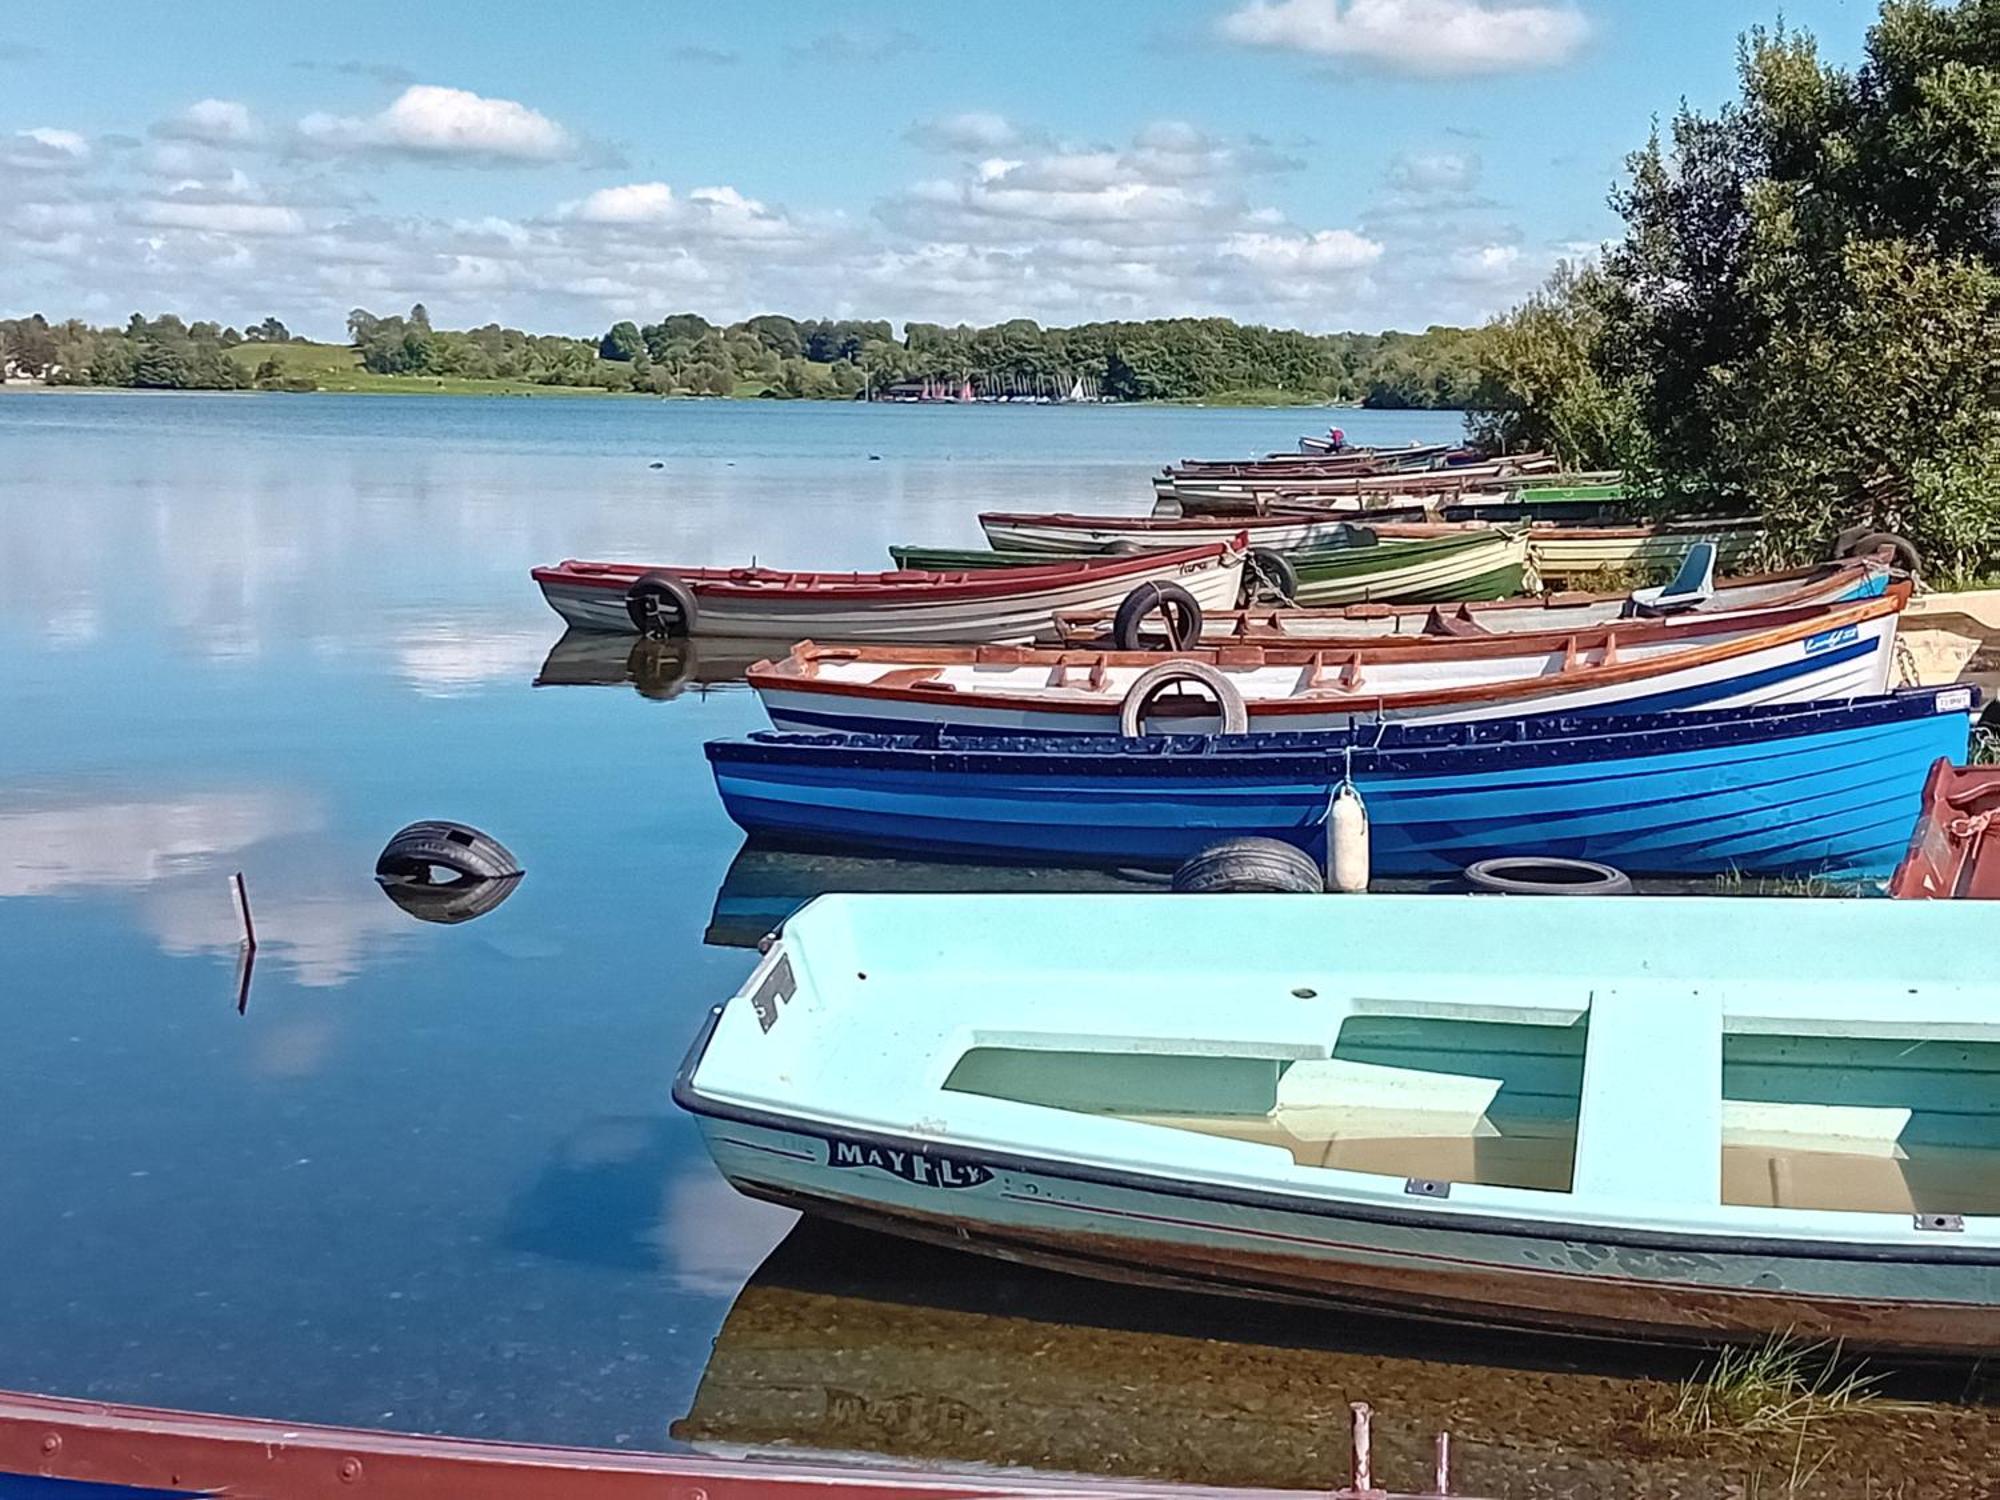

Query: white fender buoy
left=1328, top=781, right=1370, bottom=893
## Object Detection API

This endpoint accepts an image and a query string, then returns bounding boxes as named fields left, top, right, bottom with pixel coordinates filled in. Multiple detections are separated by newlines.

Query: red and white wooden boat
left=0, top=1386, right=1435, bottom=1500
left=746, top=586, right=1909, bottom=736
left=1889, top=760, right=2000, bottom=899
left=532, top=542, right=1246, bottom=644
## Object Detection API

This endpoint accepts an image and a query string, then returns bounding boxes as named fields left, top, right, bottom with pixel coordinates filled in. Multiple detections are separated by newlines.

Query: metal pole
left=1434, top=1431, right=1451, bottom=1496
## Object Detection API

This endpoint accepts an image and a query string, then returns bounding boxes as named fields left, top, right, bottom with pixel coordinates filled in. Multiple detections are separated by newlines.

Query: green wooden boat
left=893, top=526, right=1528, bottom=607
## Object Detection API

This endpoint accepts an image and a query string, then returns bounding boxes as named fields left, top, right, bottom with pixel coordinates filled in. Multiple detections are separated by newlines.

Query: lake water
left=0, top=394, right=1473, bottom=1445
left=7, top=393, right=1998, bottom=1496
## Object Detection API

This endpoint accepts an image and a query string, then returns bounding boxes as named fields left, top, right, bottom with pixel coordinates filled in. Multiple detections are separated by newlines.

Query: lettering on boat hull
left=1804, top=624, right=1860, bottom=654
left=826, top=1136, right=994, bottom=1189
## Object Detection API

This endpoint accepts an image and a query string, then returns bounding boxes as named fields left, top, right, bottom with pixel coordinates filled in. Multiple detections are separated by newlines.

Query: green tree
left=599, top=320, right=643, bottom=361
left=1468, top=263, right=1643, bottom=470
left=1478, top=1, right=2000, bottom=576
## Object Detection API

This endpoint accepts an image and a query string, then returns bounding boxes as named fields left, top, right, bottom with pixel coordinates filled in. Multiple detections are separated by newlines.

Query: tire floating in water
left=375, top=821, right=524, bottom=925
left=1462, top=856, right=1632, bottom=896
left=1112, top=581, right=1204, bottom=651
left=1172, top=837, right=1324, bottom=894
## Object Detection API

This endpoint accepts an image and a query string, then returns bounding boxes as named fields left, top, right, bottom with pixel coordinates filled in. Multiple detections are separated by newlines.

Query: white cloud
left=1225, top=228, right=1384, bottom=274
left=298, top=84, right=575, bottom=163
left=906, top=111, right=1023, bottom=153
left=4, top=126, right=90, bottom=170
left=155, top=98, right=259, bottom=145
left=130, top=200, right=306, bottom=236
left=1220, top=0, right=1591, bottom=77
left=1451, top=241, right=1523, bottom=281
left=1387, top=149, right=1482, bottom=194
left=567, top=180, right=675, bottom=224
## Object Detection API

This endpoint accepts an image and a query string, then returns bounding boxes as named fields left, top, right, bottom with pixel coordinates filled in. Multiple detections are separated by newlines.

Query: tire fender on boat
left=1172, top=837, right=1323, bottom=894
left=625, top=571, right=700, bottom=637
left=1840, top=531, right=1923, bottom=577
left=1112, top=582, right=1204, bottom=651
left=1243, top=547, right=1299, bottom=606
left=1118, top=660, right=1250, bottom=737
left=1462, top=856, right=1632, bottom=896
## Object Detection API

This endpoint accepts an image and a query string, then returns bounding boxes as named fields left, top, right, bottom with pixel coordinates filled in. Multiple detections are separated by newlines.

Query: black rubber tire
left=1112, top=581, right=1204, bottom=651
left=380, top=872, right=522, bottom=925
left=625, top=571, right=699, bottom=637
left=1842, top=531, right=1922, bottom=576
left=1243, top=548, right=1300, bottom=606
left=1173, top=837, right=1323, bottom=894
left=1463, top=856, right=1632, bottom=896
left=376, top=821, right=522, bottom=884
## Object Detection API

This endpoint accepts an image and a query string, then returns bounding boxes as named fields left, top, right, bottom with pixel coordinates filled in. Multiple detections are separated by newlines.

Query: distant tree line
left=3, top=303, right=1495, bottom=408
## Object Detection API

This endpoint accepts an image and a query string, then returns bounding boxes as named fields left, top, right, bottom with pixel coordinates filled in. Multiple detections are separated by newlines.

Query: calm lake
left=0, top=394, right=1471, bottom=1440
left=9, top=393, right=1999, bottom=1497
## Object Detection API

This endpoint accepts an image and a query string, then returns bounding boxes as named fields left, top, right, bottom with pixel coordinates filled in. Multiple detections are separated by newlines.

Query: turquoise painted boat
left=679, top=891, right=2000, bottom=1354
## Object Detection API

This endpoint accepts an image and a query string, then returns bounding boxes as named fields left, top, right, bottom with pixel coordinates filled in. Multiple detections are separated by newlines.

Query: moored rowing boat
left=1054, top=559, right=1889, bottom=648
left=745, top=586, right=1909, bottom=736
left=531, top=542, right=1246, bottom=644
left=679, top=884, right=2000, bottom=1354
left=1526, top=520, right=1763, bottom=581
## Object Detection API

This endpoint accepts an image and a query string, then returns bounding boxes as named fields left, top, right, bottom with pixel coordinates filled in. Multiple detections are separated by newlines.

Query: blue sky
left=1, top=0, right=1874, bottom=338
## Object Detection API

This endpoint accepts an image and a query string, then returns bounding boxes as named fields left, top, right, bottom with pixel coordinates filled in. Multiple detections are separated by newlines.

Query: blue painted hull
left=707, top=688, right=1977, bottom=877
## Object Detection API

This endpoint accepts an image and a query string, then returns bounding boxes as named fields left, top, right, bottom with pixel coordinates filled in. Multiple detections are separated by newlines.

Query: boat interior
left=946, top=1014, right=2000, bottom=1215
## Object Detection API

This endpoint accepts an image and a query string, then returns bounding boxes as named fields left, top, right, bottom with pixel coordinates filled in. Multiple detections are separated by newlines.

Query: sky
left=1, top=0, right=1874, bottom=339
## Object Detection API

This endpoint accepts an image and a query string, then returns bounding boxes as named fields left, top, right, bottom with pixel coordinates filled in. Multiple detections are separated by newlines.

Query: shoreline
left=0, top=382, right=1381, bottom=410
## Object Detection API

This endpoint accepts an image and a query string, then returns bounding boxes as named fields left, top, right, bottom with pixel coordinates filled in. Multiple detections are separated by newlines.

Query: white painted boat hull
left=1529, top=528, right=1762, bottom=581
left=536, top=552, right=1246, bottom=645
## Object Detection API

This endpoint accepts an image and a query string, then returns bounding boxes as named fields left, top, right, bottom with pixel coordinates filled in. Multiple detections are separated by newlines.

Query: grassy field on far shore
left=222, top=340, right=636, bottom=396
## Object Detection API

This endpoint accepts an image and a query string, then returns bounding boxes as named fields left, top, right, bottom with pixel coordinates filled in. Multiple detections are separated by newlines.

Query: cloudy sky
left=2, top=0, right=1868, bottom=339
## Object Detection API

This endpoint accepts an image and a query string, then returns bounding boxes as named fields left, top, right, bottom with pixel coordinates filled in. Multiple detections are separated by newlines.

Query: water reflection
left=534, top=631, right=765, bottom=699
left=679, top=1218, right=2000, bottom=1498
left=705, top=842, right=1164, bottom=949
left=504, top=1116, right=794, bottom=1290
left=0, top=785, right=414, bottom=988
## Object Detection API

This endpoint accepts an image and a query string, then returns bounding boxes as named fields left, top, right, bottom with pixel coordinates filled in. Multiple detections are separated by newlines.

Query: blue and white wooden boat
left=747, top=586, right=1910, bottom=737
left=678, top=889, right=2000, bottom=1354
left=706, top=686, right=1977, bottom=877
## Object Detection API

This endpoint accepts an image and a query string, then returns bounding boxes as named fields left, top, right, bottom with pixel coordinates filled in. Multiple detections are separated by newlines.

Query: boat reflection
left=534, top=630, right=768, bottom=699
left=676, top=1218, right=2000, bottom=1498
left=705, top=842, right=1164, bottom=949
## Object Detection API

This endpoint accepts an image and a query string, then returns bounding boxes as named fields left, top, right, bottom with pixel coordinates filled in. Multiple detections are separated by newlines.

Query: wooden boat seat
left=873, top=668, right=947, bottom=690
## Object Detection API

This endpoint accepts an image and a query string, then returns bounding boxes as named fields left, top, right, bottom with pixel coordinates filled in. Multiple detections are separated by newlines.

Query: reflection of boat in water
left=675, top=1218, right=2000, bottom=1498
left=534, top=631, right=768, bottom=699
left=706, top=843, right=1160, bottom=949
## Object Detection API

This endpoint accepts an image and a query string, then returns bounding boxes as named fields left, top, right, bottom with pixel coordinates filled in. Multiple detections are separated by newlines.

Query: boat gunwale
left=705, top=683, right=1977, bottom=776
